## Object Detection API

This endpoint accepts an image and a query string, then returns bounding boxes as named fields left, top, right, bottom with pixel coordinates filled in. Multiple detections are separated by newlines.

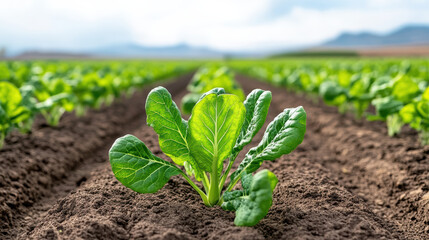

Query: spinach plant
left=32, top=76, right=74, bottom=126
left=181, top=66, right=245, bottom=114
left=400, top=88, right=429, bottom=145
left=318, top=80, right=349, bottom=113
left=368, top=96, right=404, bottom=136
left=109, top=87, right=306, bottom=226
left=368, top=75, right=422, bottom=136
left=0, top=82, right=30, bottom=148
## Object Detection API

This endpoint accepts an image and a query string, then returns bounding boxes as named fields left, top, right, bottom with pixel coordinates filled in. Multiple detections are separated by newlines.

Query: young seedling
left=109, top=87, right=306, bottom=226
left=400, top=88, right=429, bottom=145
left=0, top=82, right=31, bottom=148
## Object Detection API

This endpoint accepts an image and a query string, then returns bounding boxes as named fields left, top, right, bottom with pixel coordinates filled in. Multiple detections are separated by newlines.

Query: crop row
left=0, top=61, right=197, bottom=148
left=230, top=59, right=429, bottom=145
left=180, top=65, right=244, bottom=114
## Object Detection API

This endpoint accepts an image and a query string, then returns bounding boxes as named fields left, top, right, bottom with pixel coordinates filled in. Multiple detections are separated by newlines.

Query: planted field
left=1, top=60, right=428, bottom=239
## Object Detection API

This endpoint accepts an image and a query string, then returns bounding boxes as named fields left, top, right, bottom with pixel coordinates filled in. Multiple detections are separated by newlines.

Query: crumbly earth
left=1, top=74, right=428, bottom=239
left=0, top=74, right=192, bottom=238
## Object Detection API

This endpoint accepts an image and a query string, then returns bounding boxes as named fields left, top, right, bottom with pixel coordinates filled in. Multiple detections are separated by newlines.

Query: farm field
left=0, top=59, right=429, bottom=240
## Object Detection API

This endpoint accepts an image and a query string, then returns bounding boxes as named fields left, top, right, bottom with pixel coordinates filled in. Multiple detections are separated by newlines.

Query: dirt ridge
left=0, top=73, right=193, bottom=238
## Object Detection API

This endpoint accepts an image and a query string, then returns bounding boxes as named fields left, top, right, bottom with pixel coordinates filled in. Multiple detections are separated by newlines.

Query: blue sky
left=1, top=0, right=428, bottom=53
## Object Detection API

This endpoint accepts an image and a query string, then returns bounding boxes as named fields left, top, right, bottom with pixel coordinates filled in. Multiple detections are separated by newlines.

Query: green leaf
left=241, top=172, right=253, bottom=192
left=182, top=88, right=227, bottom=115
left=222, top=170, right=278, bottom=226
left=422, top=88, right=429, bottom=101
left=188, top=93, right=246, bottom=172
left=231, top=107, right=306, bottom=181
left=0, top=82, right=23, bottom=115
left=34, top=93, right=71, bottom=110
left=366, top=114, right=385, bottom=122
left=199, top=87, right=226, bottom=99
left=416, top=101, right=429, bottom=120
left=371, top=96, right=403, bottom=119
left=399, top=103, right=416, bottom=123
left=369, top=76, right=392, bottom=98
left=146, top=87, right=197, bottom=168
left=109, top=134, right=181, bottom=194
left=392, top=76, right=420, bottom=102
left=319, top=81, right=346, bottom=102
left=181, top=93, right=201, bottom=114
left=0, top=82, right=30, bottom=131
left=233, top=89, right=272, bottom=155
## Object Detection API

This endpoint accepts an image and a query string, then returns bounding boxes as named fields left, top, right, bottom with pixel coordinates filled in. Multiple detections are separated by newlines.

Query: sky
left=1, top=0, right=429, bottom=53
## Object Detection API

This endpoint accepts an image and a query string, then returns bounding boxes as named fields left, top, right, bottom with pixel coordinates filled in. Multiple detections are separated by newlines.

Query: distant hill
left=89, top=43, right=224, bottom=58
left=8, top=43, right=226, bottom=59
left=12, top=51, right=91, bottom=60
left=322, top=25, right=429, bottom=47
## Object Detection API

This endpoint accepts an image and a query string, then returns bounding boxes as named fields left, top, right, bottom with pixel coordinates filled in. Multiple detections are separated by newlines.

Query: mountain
left=89, top=43, right=224, bottom=58
left=322, top=25, right=429, bottom=47
left=8, top=43, right=227, bottom=59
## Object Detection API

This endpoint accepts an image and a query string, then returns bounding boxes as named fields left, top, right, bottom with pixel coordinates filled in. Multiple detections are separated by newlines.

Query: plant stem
left=354, top=101, right=366, bottom=119
left=180, top=172, right=210, bottom=206
left=219, top=152, right=239, bottom=190
left=218, top=172, right=242, bottom=205
left=202, top=172, right=210, bottom=193
left=217, top=197, right=224, bottom=206
left=225, top=173, right=241, bottom=193
left=75, top=105, right=87, bottom=117
left=208, top=161, right=220, bottom=206
left=387, top=114, right=402, bottom=136
left=0, top=132, right=5, bottom=149
left=420, top=130, right=429, bottom=145
left=338, top=102, right=348, bottom=114
left=219, top=160, right=232, bottom=190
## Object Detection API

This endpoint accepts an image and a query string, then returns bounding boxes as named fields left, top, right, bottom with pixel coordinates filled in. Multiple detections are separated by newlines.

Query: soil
left=1, top=73, right=428, bottom=239
left=0, top=73, right=193, bottom=238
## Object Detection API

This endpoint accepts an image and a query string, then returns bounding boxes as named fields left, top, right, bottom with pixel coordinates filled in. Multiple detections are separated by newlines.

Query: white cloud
left=0, top=0, right=428, bottom=52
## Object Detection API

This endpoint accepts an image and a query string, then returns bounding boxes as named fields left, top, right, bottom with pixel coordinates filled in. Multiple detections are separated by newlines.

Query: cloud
left=0, top=0, right=428, bottom=52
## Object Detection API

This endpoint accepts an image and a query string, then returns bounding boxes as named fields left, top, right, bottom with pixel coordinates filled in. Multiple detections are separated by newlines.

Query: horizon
left=1, top=0, right=429, bottom=56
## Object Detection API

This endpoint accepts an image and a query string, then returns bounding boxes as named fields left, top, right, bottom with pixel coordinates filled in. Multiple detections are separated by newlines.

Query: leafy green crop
left=0, top=82, right=30, bottom=148
left=110, top=87, right=306, bottom=226
left=400, top=88, right=429, bottom=144
left=222, top=170, right=278, bottom=226
left=230, top=59, right=429, bottom=145
left=181, top=66, right=245, bottom=114
left=0, top=60, right=197, bottom=149
left=368, top=96, right=404, bottom=136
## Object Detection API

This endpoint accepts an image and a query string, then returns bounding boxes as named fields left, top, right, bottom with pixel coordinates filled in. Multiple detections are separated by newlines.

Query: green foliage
left=229, top=107, right=306, bottom=184
left=399, top=87, right=429, bottom=144
left=231, top=58, right=429, bottom=144
left=146, top=87, right=194, bottom=166
left=222, top=170, right=278, bottom=226
left=109, top=134, right=181, bottom=193
left=181, top=66, right=245, bottom=114
left=188, top=93, right=245, bottom=173
left=180, top=93, right=201, bottom=115
left=0, top=60, right=197, bottom=148
left=0, top=82, right=30, bottom=148
left=188, top=92, right=246, bottom=205
left=110, top=87, right=307, bottom=226
left=369, top=96, right=404, bottom=136
left=233, top=89, right=272, bottom=154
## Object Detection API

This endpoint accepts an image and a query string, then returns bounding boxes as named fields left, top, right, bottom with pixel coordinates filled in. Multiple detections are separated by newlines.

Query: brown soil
left=1, top=73, right=428, bottom=239
left=357, top=45, right=429, bottom=57
left=0, top=73, right=193, bottom=238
